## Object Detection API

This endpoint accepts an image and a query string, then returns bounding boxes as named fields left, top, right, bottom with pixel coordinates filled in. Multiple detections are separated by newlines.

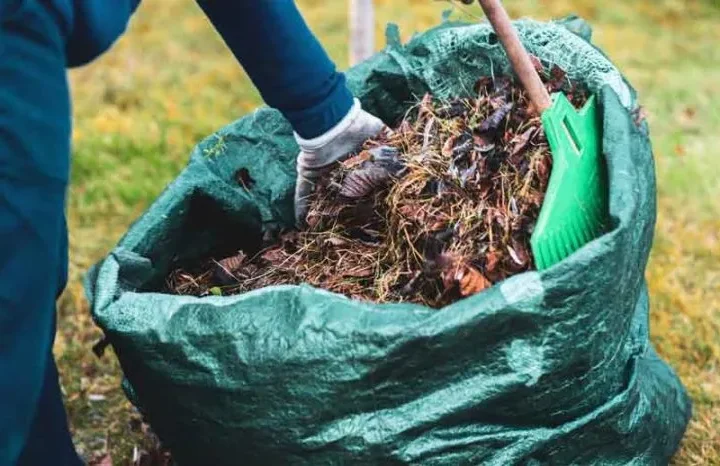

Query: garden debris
left=167, top=70, right=588, bottom=308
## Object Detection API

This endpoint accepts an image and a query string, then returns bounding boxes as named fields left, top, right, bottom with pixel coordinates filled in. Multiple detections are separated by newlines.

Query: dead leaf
left=473, top=134, right=496, bottom=153
left=478, top=102, right=514, bottom=132
left=341, top=151, right=372, bottom=169
left=340, top=166, right=392, bottom=199
left=457, top=265, right=491, bottom=296
left=323, top=237, right=348, bottom=247
left=421, top=117, right=436, bottom=152
left=398, top=204, right=426, bottom=224
left=429, top=220, right=447, bottom=232
left=547, top=65, right=567, bottom=92
left=214, top=252, right=247, bottom=284
left=217, top=252, right=246, bottom=273
left=536, top=154, right=551, bottom=181
left=474, top=76, right=493, bottom=94
left=417, top=93, right=434, bottom=122
left=261, top=247, right=286, bottom=264
left=511, top=127, right=538, bottom=157
left=442, top=134, right=458, bottom=158
left=485, top=250, right=500, bottom=273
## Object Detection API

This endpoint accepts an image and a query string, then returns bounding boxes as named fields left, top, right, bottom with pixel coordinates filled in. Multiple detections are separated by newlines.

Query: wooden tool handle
left=477, top=0, right=552, bottom=113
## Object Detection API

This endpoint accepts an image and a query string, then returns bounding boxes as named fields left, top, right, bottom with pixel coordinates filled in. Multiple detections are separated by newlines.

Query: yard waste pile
left=166, top=71, right=589, bottom=308
left=86, top=16, right=692, bottom=466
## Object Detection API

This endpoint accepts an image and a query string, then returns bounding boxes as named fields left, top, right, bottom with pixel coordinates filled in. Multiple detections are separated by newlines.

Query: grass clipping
left=169, top=68, right=588, bottom=308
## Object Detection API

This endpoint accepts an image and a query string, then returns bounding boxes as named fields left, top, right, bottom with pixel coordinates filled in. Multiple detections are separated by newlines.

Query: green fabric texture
left=86, top=17, right=691, bottom=465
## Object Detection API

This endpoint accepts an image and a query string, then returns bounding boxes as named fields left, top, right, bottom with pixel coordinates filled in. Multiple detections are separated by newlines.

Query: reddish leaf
left=341, top=151, right=372, bottom=169
left=442, top=135, right=458, bottom=158
left=485, top=249, right=500, bottom=273
left=261, top=247, right=286, bottom=264
left=457, top=265, right=491, bottom=296
left=547, top=65, right=567, bottom=92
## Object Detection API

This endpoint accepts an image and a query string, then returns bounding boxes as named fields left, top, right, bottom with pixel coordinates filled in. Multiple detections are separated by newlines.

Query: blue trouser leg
left=16, top=351, right=82, bottom=466
left=196, top=0, right=355, bottom=139
left=0, top=3, right=81, bottom=465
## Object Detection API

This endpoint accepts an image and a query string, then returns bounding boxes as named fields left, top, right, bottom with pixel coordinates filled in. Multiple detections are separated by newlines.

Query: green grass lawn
left=58, top=0, right=720, bottom=463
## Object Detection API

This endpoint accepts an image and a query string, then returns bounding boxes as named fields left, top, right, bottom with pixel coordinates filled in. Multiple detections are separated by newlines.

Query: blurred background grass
left=56, top=0, right=720, bottom=464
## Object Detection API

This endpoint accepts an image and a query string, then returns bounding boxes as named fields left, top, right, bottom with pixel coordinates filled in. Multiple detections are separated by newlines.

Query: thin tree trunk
left=349, top=0, right=374, bottom=66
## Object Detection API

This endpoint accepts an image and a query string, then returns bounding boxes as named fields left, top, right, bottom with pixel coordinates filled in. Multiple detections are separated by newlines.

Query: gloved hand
left=294, top=98, right=387, bottom=226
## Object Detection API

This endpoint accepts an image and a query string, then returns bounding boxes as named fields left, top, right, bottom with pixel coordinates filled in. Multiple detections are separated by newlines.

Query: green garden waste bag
left=86, top=16, right=692, bottom=465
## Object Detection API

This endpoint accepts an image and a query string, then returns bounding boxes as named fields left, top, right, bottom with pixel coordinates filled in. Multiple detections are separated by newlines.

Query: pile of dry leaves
left=168, top=66, right=587, bottom=308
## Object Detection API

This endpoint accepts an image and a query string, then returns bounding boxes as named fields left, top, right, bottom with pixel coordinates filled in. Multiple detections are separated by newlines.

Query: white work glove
left=294, top=98, right=387, bottom=227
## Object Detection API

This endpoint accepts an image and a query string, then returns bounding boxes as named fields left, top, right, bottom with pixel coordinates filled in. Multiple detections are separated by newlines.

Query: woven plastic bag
left=86, top=17, right=691, bottom=465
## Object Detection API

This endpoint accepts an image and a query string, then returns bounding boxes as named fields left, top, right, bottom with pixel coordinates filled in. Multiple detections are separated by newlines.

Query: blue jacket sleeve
left=66, top=0, right=142, bottom=67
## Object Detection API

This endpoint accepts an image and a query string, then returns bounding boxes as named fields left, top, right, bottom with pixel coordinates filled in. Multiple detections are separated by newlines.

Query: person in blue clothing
left=0, top=1, right=385, bottom=464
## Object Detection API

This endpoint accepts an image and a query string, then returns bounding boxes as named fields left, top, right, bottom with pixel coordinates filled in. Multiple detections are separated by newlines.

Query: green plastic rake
left=478, top=0, right=609, bottom=270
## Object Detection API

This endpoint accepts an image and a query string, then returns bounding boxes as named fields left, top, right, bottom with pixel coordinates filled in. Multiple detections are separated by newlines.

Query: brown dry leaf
left=537, top=154, right=551, bottom=181
left=398, top=204, right=426, bottom=223
left=217, top=252, right=246, bottom=273
left=441, top=264, right=456, bottom=291
left=340, top=166, right=392, bottom=199
left=324, top=237, right=348, bottom=247
left=485, top=249, right=500, bottom=273
left=457, top=265, right=491, bottom=296
left=397, top=119, right=413, bottom=136
left=474, top=76, right=493, bottom=94
left=261, top=247, right=286, bottom=264
left=511, top=127, right=538, bottom=157
left=478, top=102, right=514, bottom=132
left=421, top=117, right=436, bottom=152
left=429, top=220, right=447, bottom=232
left=342, top=151, right=372, bottom=169
left=416, top=93, right=434, bottom=122
left=442, top=135, right=457, bottom=158
left=473, top=134, right=496, bottom=152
